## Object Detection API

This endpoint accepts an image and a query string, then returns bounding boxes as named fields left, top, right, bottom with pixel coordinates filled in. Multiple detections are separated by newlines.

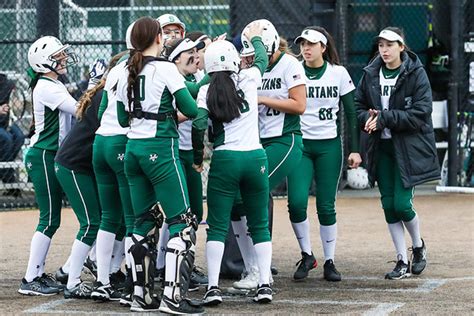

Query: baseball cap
left=377, top=29, right=405, bottom=44
left=166, top=38, right=205, bottom=62
left=294, top=29, right=328, bottom=45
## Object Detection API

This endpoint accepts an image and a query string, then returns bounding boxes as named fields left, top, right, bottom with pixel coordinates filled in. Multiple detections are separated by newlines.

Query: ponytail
left=207, top=72, right=243, bottom=123
left=76, top=79, right=105, bottom=120
left=126, top=50, right=146, bottom=113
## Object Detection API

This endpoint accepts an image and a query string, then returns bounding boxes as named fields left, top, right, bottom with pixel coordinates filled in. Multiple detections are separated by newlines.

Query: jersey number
left=318, top=107, right=333, bottom=120
left=266, top=108, right=280, bottom=116
left=237, top=89, right=250, bottom=113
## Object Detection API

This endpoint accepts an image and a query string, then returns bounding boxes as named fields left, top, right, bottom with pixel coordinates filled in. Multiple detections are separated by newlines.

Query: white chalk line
left=363, top=303, right=406, bottom=316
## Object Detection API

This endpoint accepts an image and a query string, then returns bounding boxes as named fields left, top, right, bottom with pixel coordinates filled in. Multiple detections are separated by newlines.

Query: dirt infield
left=1, top=193, right=473, bottom=315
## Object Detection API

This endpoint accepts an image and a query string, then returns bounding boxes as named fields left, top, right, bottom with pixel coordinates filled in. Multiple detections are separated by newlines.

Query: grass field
left=1, top=190, right=473, bottom=315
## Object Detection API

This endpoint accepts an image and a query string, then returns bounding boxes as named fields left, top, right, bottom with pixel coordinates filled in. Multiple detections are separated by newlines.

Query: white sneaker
left=232, top=268, right=259, bottom=290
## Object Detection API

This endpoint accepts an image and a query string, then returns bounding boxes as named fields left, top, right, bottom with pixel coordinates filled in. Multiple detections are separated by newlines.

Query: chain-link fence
left=0, top=0, right=471, bottom=209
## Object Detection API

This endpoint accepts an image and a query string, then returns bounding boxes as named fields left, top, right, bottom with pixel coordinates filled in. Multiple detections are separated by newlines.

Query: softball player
left=53, top=58, right=109, bottom=299
left=355, top=27, right=436, bottom=279
left=157, top=13, right=186, bottom=45
left=192, top=23, right=272, bottom=306
left=288, top=26, right=361, bottom=282
left=232, top=19, right=307, bottom=290
left=115, top=17, right=202, bottom=314
left=19, top=36, right=78, bottom=296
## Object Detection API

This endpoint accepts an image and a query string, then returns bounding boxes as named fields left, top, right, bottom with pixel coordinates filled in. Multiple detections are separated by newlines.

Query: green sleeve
left=341, top=91, right=360, bottom=153
left=116, top=100, right=130, bottom=127
left=250, top=36, right=269, bottom=75
left=185, top=74, right=210, bottom=98
left=174, top=88, right=198, bottom=119
left=97, top=90, right=108, bottom=121
left=192, top=108, right=209, bottom=165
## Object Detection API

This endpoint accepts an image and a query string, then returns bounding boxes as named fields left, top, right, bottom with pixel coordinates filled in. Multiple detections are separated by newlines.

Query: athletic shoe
left=83, top=257, right=97, bottom=280
left=159, top=295, right=204, bottom=314
left=253, top=284, right=272, bottom=303
left=293, top=252, right=317, bottom=281
left=18, top=277, right=60, bottom=296
left=109, top=270, right=126, bottom=290
left=232, top=268, right=259, bottom=290
left=55, top=267, right=68, bottom=285
left=64, top=282, right=93, bottom=299
left=411, top=238, right=427, bottom=275
left=203, top=286, right=222, bottom=306
left=188, top=280, right=199, bottom=292
left=39, top=273, right=65, bottom=290
left=191, top=265, right=208, bottom=286
left=385, top=260, right=411, bottom=280
left=120, top=290, right=133, bottom=307
left=91, top=281, right=121, bottom=301
left=323, top=260, right=342, bottom=282
left=130, top=295, right=160, bottom=312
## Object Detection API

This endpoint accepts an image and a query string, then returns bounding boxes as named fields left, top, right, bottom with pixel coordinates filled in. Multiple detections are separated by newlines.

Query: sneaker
left=203, top=286, right=222, bottom=306
left=323, top=260, right=341, bottom=282
left=159, top=295, right=204, bottom=315
left=64, top=282, right=93, bottom=299
left=120, top=291, right=133, bottom=307
left=91, top=281, right=121, bottom=301
left=232, top=268, right=259, bottom=290
left=293, top=252, right=317, bottom=281
left=188, top=280, right=199, bottom=292
left=253, top=284, right=272, bottom=303
left=130, top=295, right=160, bottom=312
left=385, top=260, right=411, bottom=280
left=83, top=257, right=97, bottom=279
left=39, top=273, right=65, bottom=291
left=411, top=238, right=427, bottom=275
left=55, top=267, right=68, bottom=285
left=18, top=277, right=60, bottom=296
left=109, top=270, right=126, bottom=290
left=191, top=266, right=208, bottom=286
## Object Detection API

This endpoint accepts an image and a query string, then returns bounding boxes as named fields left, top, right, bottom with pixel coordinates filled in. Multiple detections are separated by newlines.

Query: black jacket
left=355, top=51, right=440, bottom=188
left=55, top=90, right=102, bottom=174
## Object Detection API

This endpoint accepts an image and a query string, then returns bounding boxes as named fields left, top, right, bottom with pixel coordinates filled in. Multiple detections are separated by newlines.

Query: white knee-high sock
left=110, top=238, right=125, bottom=273
left=205, top=241, right=225, bottom=288
left=96, top=230, right=115, bottom=285
left=403, top=214, right=422, bottom=248
left=61, top=255, right=72, bottom=274
left=231, top=217, right=258, bottom=272
left=254, top=242, right=272, bottom=286
left=67, top=240, right=92, bottom=289
left=24, top=232, right=51, bottom=282
left=291, top=218, right=312, bottom=255
left=88, top=241, right=97, bottom=262
left=156, top=223, right=169, bottom=270
left=124, top=236, right=133, bottom=269
left=387, top=222, right=408, bottom=264
left=320, top=223, right=337, bottom=261
left=164, top=237, right=187, bottom=298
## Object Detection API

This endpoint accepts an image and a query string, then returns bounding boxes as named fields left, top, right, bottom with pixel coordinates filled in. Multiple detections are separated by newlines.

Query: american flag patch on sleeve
left=293, top=74, right=301, bottom=80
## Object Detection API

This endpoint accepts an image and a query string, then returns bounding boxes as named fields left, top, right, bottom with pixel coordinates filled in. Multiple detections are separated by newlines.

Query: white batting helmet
left=28, top=36, right=77, bottom=73
left=241, top=19, right=280, bottom=57
left=347, top=167, right=370, bottom=190
left=204, top=40, right=240, bottom=74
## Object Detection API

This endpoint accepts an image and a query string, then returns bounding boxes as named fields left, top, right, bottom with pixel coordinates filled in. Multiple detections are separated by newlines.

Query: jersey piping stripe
left=268, top=133, right=295, bottom=179
left=333, top=136, right=344, bottom=215
left=171, top=138, right=189, bottom=210
left=71, top=170, right=91, bottom=243
left=41, top=149, right=52, bottom=234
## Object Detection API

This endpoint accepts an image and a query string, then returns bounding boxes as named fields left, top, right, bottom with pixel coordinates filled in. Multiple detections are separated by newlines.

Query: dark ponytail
left=207, top=72, right=243, bottom=123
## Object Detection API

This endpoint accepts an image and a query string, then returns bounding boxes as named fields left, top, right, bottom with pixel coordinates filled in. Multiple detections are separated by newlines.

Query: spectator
left=0, top=74, right=26, bottom=196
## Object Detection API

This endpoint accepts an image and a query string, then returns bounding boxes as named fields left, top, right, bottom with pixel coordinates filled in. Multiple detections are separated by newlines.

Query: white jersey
left=178, top=70, right=205, bottom=150
left=301, top=63, right=355, bottom=139
left=197, top=67, right=262, bottom=151
left=379, top=68, right=398, bottom=139
left=116, top=60, right=186, bottom=139
left=30, top=76, right=76, bottom=151
left=96, top=60, right=129, bottom=136
left=258, top=53, right=306, bottom=138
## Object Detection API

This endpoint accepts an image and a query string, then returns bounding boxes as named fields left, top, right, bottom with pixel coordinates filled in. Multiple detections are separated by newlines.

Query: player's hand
left=347, top=153, right=362, bottom=169
left=177, top=112, right=188, bottom=123
left=192, top=163, right=203, bottom=173
left=0, top=103, right=9, bottom=115
left=244, top=21, right=264, bottom=41
left=364, top=109, right=378, bottom=134
left=88, top=58, right=107, bottom=89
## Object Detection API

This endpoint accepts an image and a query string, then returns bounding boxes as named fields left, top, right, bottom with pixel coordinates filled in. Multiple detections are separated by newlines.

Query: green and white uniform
left=23, top=76, right=76, bottom=283
left=287, top=60, right=357, bottom=262
left=258, top=52, right=306, bottom=189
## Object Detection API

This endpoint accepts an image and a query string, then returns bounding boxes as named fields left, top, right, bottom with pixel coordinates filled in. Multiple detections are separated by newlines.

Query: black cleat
left=385, top=260, right=411, bottom=280
left=253, top=284, right=273, bottom=303
left=109, top=270, right=126, bottom=290
left=18, top=277, right=60, bottom=296
left=411, top=238, right=427, bottom=275
left=323, top=259, right=342, bottom=282
left=91, top=281, right=121, bottom=301
left=130, top=295, right=160, bottom=312
left=203, top=286, right=222, bottom=306
left=293, top=252, right=317, bottom=281
left=64, top=282, right=93, bottom=299
left=55, top=267, right=68, bottom=285
left=159, top=295, right=204, bottom=314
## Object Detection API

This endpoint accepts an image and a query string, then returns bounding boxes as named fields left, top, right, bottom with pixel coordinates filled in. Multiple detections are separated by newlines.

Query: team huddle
left=18, top=12, right=438, bottom=315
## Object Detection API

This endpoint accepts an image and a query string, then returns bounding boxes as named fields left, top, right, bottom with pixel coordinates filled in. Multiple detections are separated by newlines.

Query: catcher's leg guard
left=129, top=235, right=156, bottom=304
